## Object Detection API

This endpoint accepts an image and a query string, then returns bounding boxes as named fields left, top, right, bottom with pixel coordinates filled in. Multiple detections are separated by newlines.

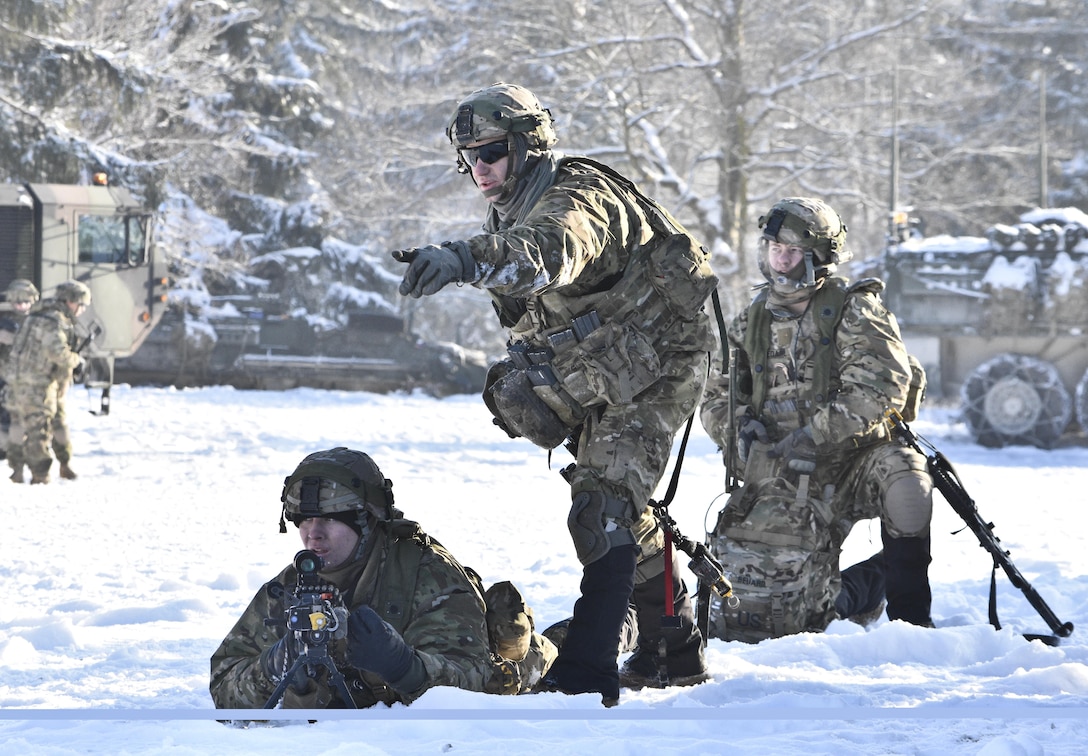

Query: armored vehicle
left=113, top=295, right=488, bottom=397
left=0, top=178, right=168, bottom=413
left=882, top=207, right=1088, bottom=448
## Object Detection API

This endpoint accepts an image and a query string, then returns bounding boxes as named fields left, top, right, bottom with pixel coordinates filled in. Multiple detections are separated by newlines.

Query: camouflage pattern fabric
left=699, top=277, right=932, bottom=642
left=210, top=520, right=556, bottom=708
left=0, top=309, right=28, bottom=452
left=2, top=301, right=81, bottom=476
left=466, top=157, right=713, bottom=570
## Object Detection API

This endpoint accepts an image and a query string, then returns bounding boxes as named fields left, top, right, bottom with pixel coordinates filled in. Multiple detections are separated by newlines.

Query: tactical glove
left=347, top=605, right=426, bottom=693
left=769, top=425, right=817, bottom=472
left=737, top=417, right=769, bottom=464
left=258, top=634, right=310, bottom=692
left=392, top=241, right=474, bottom=298
left=72, top=356, right=86, bottom=384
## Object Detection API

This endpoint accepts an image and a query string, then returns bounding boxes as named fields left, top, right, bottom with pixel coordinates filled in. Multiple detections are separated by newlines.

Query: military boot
left=882, top=526, right=934, bottom=627
left=30, top=461, right=52, bottom=485
left=542, top=544, right=638, bottom=706
left=58, top=462, right=77, bottom=480
left=9, top=466, right=24, bottom=484
left=836, top=551, right=887, bottom=625
left=620, top=550, right=709, bottom=690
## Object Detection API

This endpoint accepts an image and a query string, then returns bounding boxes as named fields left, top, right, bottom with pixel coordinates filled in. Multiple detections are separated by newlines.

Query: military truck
left=0, top=177, right=168, bottom=414
left=882, top=207, right=1088, bottom=448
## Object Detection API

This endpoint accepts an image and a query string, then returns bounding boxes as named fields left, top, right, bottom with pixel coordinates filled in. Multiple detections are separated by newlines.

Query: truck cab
left=0, top=178, right=168, bottom=413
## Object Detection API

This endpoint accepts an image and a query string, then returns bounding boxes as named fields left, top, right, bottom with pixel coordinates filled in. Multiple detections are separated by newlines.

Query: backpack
left=704, top=450, right=840, bottom=643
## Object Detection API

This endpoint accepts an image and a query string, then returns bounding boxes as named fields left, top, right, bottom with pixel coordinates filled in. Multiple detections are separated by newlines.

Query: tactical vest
left=485, top=157, right=718, bottom=449
left=742, top=277, right=924, bottom=424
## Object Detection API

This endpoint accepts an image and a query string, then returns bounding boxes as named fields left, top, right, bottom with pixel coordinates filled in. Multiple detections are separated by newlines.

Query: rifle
left=72, top=323, right=102, bottom=356
left=263, top=550, right=355, bottom=709
left=885, top=408, right=1074, bottom=646
left=69, top=324, right=102, bottom=384
left=725, top=345, right=740, bottom=494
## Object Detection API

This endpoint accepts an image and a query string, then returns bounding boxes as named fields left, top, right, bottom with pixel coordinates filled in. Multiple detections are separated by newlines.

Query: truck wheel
left=960, top=353, right=1071, bottom=448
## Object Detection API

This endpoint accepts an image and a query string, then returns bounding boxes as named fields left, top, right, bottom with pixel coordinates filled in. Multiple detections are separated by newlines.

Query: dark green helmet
left=447, top=82, right=557, bottom=151
left=758, top=197, right=850, bottom=267
left=280, top=447, right=398, bottom=532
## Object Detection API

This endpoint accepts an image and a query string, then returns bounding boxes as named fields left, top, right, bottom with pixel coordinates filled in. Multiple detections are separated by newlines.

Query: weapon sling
left=885, top=409, right=1074, bottom=645
left=652, top=289, right=736, bottom=664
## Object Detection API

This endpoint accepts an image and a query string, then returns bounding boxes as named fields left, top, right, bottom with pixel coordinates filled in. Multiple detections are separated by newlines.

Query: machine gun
left=885, top=408, right=1074, bottom=645
left=263, top=549, right=355, bottom=709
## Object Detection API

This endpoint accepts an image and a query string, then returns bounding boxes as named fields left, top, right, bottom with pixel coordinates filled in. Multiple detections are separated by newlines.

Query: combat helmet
left=54, top=280, right=92, bottom=306
left=279, top=447, right=399, bottom=536
left=447, top=82, right=557, bottom=197
left=757, top=197, right=850, bottom=294
left=5, top=279, right=39, bottom=305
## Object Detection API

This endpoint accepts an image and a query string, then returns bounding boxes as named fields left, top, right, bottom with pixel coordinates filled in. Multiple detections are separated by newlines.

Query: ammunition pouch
left=483, top=359, right=578, bottom=450
left=567, top=490, right=637, bottom=566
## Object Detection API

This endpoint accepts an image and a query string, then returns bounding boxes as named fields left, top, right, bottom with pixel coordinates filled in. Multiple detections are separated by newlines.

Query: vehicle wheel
left=1074, top=368, right=1088, bottom=435
left=960, top=353, right=1070, bottom=448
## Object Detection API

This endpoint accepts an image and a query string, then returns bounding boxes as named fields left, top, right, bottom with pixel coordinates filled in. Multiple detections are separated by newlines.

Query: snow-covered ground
left=1, top=385, right=1086, bottom=754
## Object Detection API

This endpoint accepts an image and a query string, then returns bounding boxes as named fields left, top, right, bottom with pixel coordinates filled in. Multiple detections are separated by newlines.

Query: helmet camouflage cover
left=280, top=447, right=398, bottom=529
left=447, top=82, right=557, bottom=152
left=5, top=278, right=40, bottom=304
left=758, top=197, right=850, bottom=267
left=54, top=280, right=92, bottom=305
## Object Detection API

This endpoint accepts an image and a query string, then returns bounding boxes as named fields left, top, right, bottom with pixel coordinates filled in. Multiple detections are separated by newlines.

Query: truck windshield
left=78, top=214, right=148, bottom=265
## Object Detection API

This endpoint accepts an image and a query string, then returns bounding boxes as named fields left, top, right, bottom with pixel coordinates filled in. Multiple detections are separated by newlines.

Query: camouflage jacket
left=1, top=301, right=80, bottom=388
left=210, top=520, right=518, bottom=709
left=466, top=157, right=715, bottom=357
left=0, top=310, right=28, bottom=375
left=699, top=277, right=913, bottom=475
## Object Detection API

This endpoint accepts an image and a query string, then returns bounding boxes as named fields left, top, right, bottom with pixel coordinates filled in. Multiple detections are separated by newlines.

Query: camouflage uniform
left=0, top=279, right=40, bottom=461
left=394, top=83, right=717, bottom=701
left=700, top=198, right=933, bottom=642
left=211, top=448, right=556, bottom=710
left=3, top=291, right=84, bottom=483
left=210, top=520, right=554, bottom=708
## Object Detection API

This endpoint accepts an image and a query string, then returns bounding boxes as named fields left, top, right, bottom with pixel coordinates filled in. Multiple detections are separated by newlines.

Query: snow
left=1, top=385, right=1086, bottom=754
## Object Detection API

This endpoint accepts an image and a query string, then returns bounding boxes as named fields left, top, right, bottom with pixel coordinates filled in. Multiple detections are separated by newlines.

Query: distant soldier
left=3, top=280, right=90, bottom=484
left=392, top=82, right=718, bottom=704
left=699, top=197, right=934, bottom=642
left=0, top=279, right=40, bottom=461
left=210, top=447, right=558, bottom=709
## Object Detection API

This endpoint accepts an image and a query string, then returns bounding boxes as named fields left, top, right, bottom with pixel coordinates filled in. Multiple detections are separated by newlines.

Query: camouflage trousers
left=5, top=379, right=73, bottom=476
left=706, top=439, right=932, bottom=642
left=566, top=349, right=708, bottom=579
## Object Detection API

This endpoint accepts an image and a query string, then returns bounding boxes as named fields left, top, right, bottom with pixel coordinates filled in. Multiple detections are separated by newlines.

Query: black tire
left=960, top=353, right=1070, bottom=448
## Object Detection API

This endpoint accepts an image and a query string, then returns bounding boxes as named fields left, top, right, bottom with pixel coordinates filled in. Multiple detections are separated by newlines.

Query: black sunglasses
left=459, top=141, right=509, bottom=167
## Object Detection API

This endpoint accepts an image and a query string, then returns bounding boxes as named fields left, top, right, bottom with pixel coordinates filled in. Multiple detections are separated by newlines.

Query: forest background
left=2, top=0, right=1087, bottom=357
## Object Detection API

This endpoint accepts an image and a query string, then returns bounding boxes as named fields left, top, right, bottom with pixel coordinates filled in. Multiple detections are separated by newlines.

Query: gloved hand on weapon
left=72, top=356, right=86, bottom=384
left=391, top=241, right=475, bottom=298
left=737, top=416, right=769, bottom=464
left=259, top=633, right=311, bottom=693
left=769, top=425, right=817, bottom=472
left=347, top=605, right=427, bottom=694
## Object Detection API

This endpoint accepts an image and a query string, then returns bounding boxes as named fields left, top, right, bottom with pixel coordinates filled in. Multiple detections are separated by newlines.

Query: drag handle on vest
left=884, top=408, right=1074, bottom=645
